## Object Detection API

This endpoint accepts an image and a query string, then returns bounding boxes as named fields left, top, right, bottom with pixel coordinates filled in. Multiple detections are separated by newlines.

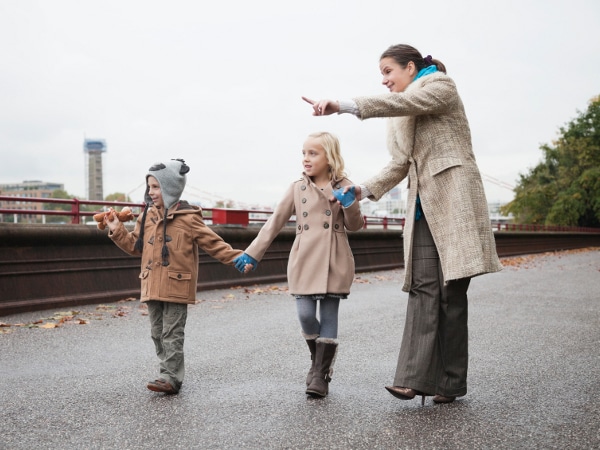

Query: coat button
left=298, top=225, right=302, bottom=230
left=304, top=224, right=309, bottom=230
left=302, top=198, right=307, bottom=203
left=325, top=210, right=331, bottom=216
left=156, top=262, right=161, bottom=266
left=323, top=223, right=329, bottom=229
left=301, top=185, right=306, bottom=190
left=303, top=211, right=308, bottom=217
left=334, top=224, right=340, bottom=229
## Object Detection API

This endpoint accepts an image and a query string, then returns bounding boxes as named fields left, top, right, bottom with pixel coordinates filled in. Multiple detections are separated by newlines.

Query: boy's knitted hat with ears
left=144, top=159, right=190, bottom=210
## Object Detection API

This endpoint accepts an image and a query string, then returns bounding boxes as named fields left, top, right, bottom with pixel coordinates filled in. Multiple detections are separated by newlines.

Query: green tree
left=501, top=96, right=600, bottom=227
left=105, top=192, right=131, bottom=202
left=43, top=189, right=75, bottom=223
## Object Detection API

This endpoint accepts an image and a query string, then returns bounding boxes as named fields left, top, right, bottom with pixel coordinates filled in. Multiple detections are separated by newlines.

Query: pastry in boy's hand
left=94, top=207, right=134, bottom=230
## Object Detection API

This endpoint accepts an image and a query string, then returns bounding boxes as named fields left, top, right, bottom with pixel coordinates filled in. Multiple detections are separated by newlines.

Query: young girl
left=234, top=131, right=364, bottom=398
left=105, top=159, right=244, bottom=395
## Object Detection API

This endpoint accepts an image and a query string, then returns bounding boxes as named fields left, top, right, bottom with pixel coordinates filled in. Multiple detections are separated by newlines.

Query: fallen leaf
left=96, top=304, right=116, bottom=311
left=374, top=275, right=389, bottom=281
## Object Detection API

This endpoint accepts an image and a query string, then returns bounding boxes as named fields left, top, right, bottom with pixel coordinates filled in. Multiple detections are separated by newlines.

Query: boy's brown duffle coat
left=109, top=201, right=242, bottom=304
left=354, top=71, right=502, bottom=291
left=245, top=175, right=364, bottom=296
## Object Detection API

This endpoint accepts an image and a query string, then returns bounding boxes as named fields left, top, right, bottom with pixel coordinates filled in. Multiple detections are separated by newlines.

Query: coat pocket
left=139, top=270, right=149, bottom=298
left=167, top=271, right=192, bottom=299
left=428, top=156, right=463, bottom=177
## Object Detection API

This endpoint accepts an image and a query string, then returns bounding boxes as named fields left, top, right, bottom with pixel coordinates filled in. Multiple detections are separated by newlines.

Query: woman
left=303, top=44, right=502, bottom=405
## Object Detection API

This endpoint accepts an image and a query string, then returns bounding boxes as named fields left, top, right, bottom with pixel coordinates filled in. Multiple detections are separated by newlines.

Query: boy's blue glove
left=233, top=253, right=258, bottom=273
left=333, top=186, right=356, bottom=208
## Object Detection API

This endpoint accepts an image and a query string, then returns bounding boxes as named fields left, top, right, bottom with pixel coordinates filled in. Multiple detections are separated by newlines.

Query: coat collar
left=300, top=172, right=343, bottom=189
left=151, top=200, right=199, bottom=221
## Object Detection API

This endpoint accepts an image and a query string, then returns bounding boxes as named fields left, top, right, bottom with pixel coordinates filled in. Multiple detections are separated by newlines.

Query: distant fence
left=493, top=223, right=600, bottom=233
left=1, top=195, right=599, bottom=232
left=0, top=196, right=145, bottom=225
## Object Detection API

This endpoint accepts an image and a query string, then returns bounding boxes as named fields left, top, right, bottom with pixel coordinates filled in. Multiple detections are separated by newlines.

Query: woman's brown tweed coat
left=353, top=71, right=502, bottom=291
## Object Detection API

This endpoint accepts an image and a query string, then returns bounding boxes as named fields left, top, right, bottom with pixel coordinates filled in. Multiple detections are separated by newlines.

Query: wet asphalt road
left=1, top=249, right=599, bottom=450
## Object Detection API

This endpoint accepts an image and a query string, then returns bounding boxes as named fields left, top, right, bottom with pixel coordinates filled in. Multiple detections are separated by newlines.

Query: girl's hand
left=302, top=96, right=340, bottom=116
left=233, top=253, right=258, bottom=273
left=330, top=185, right=362, bottom=204
left=333, top=186, right=356, bottom=207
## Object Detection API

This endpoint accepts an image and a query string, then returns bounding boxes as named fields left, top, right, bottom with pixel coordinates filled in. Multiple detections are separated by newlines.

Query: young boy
left=105, top=159, right=245, bottom=395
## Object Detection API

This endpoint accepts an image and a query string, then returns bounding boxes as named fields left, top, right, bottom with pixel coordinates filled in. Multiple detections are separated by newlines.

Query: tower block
left=83, top=139, right=106, bottom=201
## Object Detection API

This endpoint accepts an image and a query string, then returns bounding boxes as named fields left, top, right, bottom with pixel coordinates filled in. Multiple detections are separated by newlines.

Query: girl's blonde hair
left=308, top=131, right=347, bottom=181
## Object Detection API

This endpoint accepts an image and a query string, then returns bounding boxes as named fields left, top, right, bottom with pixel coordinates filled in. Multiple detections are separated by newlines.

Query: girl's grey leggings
left=295, top=295, right=340, bottom=339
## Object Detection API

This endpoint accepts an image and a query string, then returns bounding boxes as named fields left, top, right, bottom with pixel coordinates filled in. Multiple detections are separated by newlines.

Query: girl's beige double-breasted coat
left=354, top=71, right=502, bottom=291
left=245, top=175, right=364, bottom=296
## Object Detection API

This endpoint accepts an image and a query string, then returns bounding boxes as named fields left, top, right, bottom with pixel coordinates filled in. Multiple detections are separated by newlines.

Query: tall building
left=84, top=139, right=106, bottom=201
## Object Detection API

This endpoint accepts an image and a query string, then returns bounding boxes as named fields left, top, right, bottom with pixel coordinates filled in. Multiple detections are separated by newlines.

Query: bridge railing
left=0, top=196, right=145, bottom=224
left=492, top=222, right=599, bottom=233
left=1, top=195, right=598, bottom=232
left=0, top=195, right=405, bottom=229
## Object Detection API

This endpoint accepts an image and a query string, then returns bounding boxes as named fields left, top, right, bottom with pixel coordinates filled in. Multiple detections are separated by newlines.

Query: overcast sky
left=1, top=0, right=599, bottom=209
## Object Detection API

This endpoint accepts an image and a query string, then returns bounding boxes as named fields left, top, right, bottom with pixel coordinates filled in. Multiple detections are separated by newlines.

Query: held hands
left=333, top=186, right=356, bottom=208
left=302, top=96, right=339, bottom=116
left=233, top=253, right=258, bottom=274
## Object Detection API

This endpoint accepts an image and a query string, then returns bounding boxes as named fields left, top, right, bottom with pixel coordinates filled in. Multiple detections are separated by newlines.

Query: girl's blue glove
left=233, top=253, right=258, bottom=273
left=333, top=186, right=356, bottom=208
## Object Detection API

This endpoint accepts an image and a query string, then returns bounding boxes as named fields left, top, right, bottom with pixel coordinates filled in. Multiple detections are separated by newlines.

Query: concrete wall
left=0, top=224, right=403, bottom=315
left=2, top=223, right=599, bottom=316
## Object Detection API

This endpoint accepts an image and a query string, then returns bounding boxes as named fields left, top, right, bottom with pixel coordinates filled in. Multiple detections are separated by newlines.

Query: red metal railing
left=0, top=196, right=146, bottom=224
left=1, top=195, right=599, bottom=232
left=493, top=222, right=600, bottom=233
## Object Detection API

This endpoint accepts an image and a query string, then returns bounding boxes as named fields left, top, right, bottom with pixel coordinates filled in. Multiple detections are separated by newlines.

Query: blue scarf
left=413, top=64, right=438, bottom=82
left=413, top=64, right=437, bottom=221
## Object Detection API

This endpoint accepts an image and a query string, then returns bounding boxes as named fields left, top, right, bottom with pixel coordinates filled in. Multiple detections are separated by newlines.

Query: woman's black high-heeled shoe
left=385, top=386, right=426, bottom=405
left=432, top=394, right=455, bottom=404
